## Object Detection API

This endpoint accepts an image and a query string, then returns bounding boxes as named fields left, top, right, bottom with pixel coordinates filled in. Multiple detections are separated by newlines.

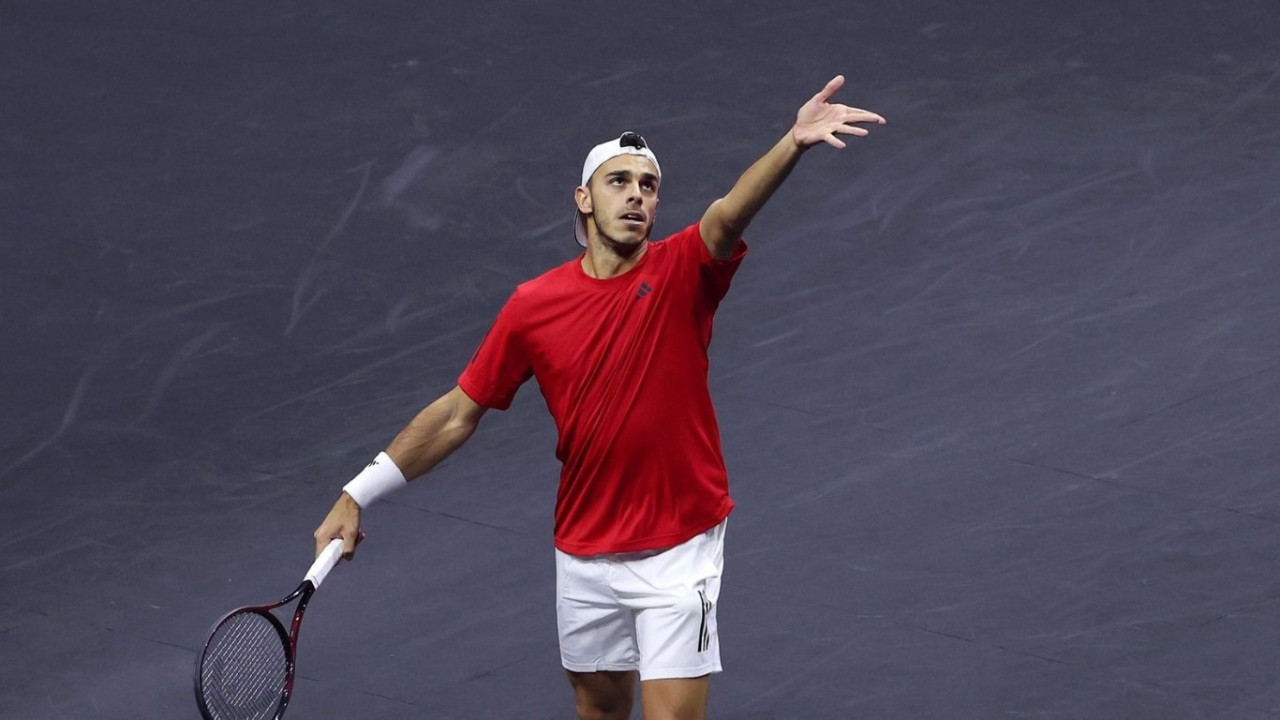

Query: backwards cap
left=574, top=132, right=661, bottom=247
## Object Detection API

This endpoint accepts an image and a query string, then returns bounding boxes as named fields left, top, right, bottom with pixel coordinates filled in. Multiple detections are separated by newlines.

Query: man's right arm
left=313, top=385, right=488, bottom=557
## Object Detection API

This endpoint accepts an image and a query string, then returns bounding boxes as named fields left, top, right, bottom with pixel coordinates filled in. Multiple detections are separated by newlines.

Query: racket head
left=195, top=607, right=294, bottom=720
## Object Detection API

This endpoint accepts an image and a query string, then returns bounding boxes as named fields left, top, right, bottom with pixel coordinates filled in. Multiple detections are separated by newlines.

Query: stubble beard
left=594, top=218, right=650, bottom=260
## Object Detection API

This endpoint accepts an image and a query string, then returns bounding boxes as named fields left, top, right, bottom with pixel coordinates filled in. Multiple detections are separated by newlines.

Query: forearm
left=382, top=386, right=483, bottom=481
left=317, top=387, right=483, bottom=556
left=722, top=133, right=804, bottom=232
left=701, top=132, right=805, bottom=257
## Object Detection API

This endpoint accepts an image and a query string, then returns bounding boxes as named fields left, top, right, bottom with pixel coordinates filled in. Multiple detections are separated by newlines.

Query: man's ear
left=574, top=186, right=593, bottom=214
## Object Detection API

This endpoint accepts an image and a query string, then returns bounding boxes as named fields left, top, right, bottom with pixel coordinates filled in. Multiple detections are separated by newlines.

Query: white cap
left=574, top=132, right=661, bottom=247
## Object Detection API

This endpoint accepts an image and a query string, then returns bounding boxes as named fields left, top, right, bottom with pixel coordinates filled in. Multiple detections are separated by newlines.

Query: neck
left=581, top=235, right=647, bottom=279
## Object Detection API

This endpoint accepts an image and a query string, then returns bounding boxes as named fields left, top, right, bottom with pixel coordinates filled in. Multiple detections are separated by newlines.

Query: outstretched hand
left=792, top=75, right=885, bottom=150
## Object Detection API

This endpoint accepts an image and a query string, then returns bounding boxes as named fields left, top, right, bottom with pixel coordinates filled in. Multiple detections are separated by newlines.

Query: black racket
left=194, top=537, right=351, bottom=720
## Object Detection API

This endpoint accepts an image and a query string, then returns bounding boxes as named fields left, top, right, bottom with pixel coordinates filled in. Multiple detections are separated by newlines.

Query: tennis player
left=314, top=75, right=884, bottom=720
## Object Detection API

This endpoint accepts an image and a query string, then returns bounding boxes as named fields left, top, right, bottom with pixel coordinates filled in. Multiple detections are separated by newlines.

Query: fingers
left=834, top=125, right=872, bottom=137
left=794, top=75, right=885, bottom=149
left=806, top=121, right=876, bottom=150
left=342, top=529, right=366, bottom=559
left=314, top=494, right=362, bottom=559
left=817, top=115, right=880, bottom=145
left=827, top=107, right=885, bottom=143
left=841, top=106, right=886, bottom=125
left=313, top=527, right=329, bottom=558
left=314, top=526, right=359, bottom=559
left=813, top=74, right=845, bottom=103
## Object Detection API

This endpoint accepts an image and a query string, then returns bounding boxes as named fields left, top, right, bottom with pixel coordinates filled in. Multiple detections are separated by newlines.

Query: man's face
left=576, top=154, right=660, bottom=248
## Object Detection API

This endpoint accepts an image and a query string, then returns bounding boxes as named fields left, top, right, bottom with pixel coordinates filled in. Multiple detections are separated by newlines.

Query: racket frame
left=194, top=539, right=344, bottom=720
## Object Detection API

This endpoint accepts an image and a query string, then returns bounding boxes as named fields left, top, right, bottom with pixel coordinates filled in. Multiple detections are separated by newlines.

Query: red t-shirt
left=458, top=223, right=748, bottom=555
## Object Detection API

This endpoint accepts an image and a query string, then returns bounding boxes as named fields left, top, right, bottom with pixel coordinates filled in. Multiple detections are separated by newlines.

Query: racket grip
left=305, top=538, right=345, bottom=589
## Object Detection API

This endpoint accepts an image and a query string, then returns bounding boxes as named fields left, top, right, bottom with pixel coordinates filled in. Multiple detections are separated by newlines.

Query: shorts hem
left=562, top=660, right=640, bottom=674
left=638, top=663, right=723, bottom=682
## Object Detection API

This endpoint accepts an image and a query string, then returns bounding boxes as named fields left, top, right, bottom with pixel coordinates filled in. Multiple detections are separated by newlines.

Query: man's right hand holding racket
left=313, top=493, right=364, bottom=560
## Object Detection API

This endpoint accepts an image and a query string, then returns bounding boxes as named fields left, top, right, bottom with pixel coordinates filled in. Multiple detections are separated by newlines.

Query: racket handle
left=305, top=538, right=345, bottom=589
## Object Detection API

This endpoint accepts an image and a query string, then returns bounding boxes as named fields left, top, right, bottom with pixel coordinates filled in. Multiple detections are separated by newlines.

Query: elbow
left=708, top=198, right=748, bottom=236
left=442, top=385, right=486, bottom=435
left=702, top=200, right=747, bottom=258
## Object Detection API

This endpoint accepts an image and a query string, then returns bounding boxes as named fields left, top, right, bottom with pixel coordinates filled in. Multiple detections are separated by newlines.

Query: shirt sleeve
left=665, top=223, right=749, bottom=307
left=458, top=291, right=532, bottom=410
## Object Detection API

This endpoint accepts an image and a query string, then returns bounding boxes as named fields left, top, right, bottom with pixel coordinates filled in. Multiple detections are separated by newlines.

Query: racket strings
left=200, top=611, right=289, bottom=720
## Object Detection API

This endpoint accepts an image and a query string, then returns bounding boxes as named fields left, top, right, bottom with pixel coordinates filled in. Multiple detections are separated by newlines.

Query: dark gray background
left=3, top=1, right=1279, bottom=717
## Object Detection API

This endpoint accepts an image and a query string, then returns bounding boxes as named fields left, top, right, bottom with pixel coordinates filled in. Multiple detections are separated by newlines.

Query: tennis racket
left=194, top=537, right=355, bottom=720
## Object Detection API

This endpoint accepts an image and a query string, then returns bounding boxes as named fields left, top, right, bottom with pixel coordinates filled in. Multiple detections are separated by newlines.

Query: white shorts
left=555, top=520, right=726, bottom=681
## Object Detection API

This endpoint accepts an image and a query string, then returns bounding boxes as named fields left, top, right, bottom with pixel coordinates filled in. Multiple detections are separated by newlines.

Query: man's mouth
left=620, top=211, right=645, bottom=225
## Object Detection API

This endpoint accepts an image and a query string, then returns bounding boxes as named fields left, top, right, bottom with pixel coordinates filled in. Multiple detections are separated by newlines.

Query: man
left=314, top=75, right=884, bottom=719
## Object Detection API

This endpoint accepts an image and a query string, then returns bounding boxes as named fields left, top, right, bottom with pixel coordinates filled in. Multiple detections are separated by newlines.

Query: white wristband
left=342, top=452, right=407, bottom=508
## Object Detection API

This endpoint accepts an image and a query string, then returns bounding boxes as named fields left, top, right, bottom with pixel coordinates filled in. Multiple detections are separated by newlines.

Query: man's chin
left=599, top=230, right=648, bottom=255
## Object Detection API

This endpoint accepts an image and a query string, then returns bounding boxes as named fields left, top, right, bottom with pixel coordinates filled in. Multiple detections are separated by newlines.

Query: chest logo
left=635, top=281, right=653, bottom=300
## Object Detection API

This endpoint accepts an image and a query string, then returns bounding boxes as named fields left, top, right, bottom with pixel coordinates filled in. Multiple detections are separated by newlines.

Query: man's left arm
left=699, top=75, right=886, bottom=260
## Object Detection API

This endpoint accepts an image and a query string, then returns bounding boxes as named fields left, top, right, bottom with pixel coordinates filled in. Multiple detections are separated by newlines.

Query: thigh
left=622, top=521, right=726, bottom=681
left=557, top=549, right=641, bottom=673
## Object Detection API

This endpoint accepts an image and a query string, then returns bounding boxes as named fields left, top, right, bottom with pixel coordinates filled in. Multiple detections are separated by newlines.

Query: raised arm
left=313, top=385, right=488, bottom=557
left=699, top=75, right=885, bottom=259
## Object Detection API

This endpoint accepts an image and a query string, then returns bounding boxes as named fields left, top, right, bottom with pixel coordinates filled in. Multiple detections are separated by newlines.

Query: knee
left=569, top=670, right=636, bottom=720
left=575, top=696, right=632, bottom=720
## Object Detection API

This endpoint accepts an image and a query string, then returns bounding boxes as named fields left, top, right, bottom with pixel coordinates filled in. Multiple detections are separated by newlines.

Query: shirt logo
left=635, top=281, right=653, bottom=299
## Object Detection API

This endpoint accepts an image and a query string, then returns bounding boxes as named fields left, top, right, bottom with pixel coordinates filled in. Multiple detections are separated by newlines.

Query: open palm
left=792, top=75, right=885, bottom=149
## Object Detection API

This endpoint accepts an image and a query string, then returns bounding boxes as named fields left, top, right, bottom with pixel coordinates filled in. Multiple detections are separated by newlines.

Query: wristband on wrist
left=342, top=452, right=407, bottom=508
